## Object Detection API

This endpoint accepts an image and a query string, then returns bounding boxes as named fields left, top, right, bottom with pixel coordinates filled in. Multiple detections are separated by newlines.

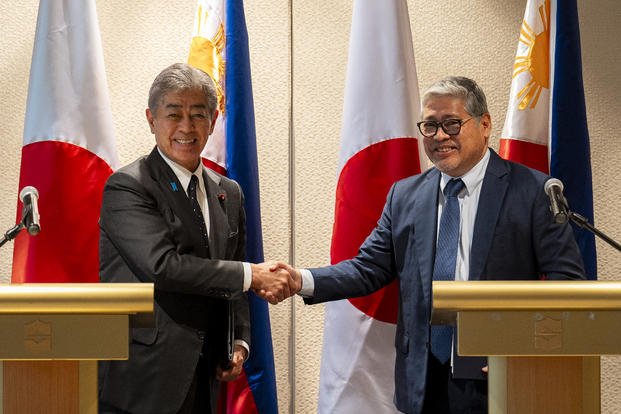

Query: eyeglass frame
left=416, top=117, right=475, bottom=138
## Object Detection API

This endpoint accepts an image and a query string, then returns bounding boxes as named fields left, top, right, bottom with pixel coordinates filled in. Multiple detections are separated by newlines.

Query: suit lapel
left=146, top=148, right=210, bottom=255
left=414, top=170, right=441, bottom=308
left=203, top=168, right=230, bottom=259
left=470, top=151, right=510, bottom=279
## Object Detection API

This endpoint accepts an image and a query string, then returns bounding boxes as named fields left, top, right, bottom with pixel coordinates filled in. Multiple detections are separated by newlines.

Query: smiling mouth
left=174, top=138, right=196, bottom=145
left=435, top=146, right=457, bottom=153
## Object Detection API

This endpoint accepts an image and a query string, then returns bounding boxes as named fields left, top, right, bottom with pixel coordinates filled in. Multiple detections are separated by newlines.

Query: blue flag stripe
left=224, top=0, right=279, bottom=412
left=550, top=0, right=597, bottom=279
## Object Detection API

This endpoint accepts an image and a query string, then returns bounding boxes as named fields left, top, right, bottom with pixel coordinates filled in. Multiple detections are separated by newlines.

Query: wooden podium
left=432, top=281, right=621, bottom=414
left=0, top=283, right=153, bottom=414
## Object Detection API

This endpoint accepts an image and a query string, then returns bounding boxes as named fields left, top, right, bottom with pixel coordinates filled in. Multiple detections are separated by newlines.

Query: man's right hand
left=250, top=262, right=301, bottom=304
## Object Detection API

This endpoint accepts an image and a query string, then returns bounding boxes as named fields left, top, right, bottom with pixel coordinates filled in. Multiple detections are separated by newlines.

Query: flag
left=12, top=0, right=118, bottom=283
left=188, top=1, right=278, bottom=412
left=318, top=0, right=425, bottom=412
left=500, top=0, right=596, bottom=279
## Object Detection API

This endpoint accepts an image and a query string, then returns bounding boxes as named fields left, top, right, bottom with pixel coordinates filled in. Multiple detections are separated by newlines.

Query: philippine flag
left=500, top=0, right=596, bottom=279
left=12, top=0, right=118, bottom=283
left=317, top=0, right=426, bottom=412
left=188, top=1, right=278, bottom=413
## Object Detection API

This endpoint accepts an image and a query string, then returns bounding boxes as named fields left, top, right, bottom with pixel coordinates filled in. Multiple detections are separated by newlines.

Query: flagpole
left=288, top=0, right=297, bottom=412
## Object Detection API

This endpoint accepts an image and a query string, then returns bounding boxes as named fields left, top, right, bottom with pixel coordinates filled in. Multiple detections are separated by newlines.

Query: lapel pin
left=217, top=193, right=226, bottom=201
left=170, top=182, right=179, bottom=192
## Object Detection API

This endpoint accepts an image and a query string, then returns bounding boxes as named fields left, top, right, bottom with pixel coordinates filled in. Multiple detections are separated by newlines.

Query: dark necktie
left=430, top=178, right=465, bottom=364
left=187, top=175, right=209, bottom=250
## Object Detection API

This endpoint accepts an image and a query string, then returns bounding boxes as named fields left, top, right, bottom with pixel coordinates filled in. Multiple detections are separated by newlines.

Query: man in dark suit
left=98, top=63, right=294, bottom=414
left=273, top=76, right=585, bottom=414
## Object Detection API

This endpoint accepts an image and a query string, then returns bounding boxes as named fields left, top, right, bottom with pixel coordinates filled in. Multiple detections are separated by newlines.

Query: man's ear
left=209, top=110, right=219, bottom=134
left=480, top=112, right=492, bottom=140
left=146, top=108, right=156, bottom=134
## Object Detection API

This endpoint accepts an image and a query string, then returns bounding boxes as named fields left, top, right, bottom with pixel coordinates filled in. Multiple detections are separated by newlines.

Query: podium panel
left=457, top=311, right=621, bottom=356
left=432, top=280, right=621, bottom=414
left=0, top=283, right=153, bottom=414
left=4, top=361, right=80, bottom=414
left=0, top=315, right=127, bottom=360
left=488, top=356, right=600, bottom=414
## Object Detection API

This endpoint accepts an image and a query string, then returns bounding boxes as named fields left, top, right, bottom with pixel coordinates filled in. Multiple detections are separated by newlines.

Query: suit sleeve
left=100, top=171, right=246, bottom=299
left=228, top=180, right=251, bottom=344
left=306, top=184, right=399, bottom=304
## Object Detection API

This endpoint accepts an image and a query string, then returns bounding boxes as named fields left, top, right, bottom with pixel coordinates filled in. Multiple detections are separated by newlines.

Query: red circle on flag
left=331, top=138, right=422, bottom=324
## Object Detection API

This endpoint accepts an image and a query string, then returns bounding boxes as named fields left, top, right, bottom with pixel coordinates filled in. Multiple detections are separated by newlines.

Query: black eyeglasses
left=416, top=118, right=473, bottom=138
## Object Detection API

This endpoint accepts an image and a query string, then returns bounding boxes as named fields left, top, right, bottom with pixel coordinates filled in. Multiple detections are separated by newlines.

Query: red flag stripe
left=499, top=138, right=549, bottom=173
left=12, top=141, right=112, bottom=283
left=202, top=157, right=227, bottom=176
left=217, top=371, right=258, bottom=414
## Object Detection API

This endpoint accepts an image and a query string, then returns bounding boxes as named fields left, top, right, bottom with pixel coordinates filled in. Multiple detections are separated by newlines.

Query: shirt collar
left=157, top=148, right=206, bottom=195
left=439, top=148, right=490, bottom=196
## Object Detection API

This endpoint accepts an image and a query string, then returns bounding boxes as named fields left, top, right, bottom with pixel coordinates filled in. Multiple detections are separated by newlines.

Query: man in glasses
left=271, top=76, right=585, bottom=413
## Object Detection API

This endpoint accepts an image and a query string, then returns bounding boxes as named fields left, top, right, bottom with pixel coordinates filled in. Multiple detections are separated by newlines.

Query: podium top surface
left=433, top=280, right=621, bottom=312
left=0, top=283, right=153, bottom=314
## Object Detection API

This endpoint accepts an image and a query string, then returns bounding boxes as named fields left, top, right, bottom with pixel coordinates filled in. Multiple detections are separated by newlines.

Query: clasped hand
left=250, top=261, right=300, bottom=304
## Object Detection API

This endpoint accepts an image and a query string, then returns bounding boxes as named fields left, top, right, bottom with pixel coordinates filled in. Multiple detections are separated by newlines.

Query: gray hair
left=148, top=63, right=218, bottom=115
left=421, top=76, right=488, bottom=118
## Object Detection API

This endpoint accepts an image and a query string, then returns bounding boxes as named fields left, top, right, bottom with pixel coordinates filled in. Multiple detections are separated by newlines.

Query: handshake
left=250, top=261, right=301, bottom=304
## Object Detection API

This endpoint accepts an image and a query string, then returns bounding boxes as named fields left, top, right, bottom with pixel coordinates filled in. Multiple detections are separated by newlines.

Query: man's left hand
left=216, top=345, right=248, bottom=382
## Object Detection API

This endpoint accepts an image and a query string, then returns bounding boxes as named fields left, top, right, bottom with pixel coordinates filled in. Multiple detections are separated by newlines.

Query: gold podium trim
left=0, top=283, right=153, bottom=314
left=433, top=280, right=621, bottom=311
left=432, top=280, right=621, bottom=325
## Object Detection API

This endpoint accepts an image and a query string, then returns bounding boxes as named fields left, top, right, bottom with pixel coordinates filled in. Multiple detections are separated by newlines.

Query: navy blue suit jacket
left=307, top=149, right=585, bottom=414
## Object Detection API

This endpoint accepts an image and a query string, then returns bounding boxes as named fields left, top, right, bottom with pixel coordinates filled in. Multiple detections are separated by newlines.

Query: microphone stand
left=0, top=222, right=25, bottom=248
left=567, top=210, right=621, bottom=252
left=0, top=203, right=31, bottom=248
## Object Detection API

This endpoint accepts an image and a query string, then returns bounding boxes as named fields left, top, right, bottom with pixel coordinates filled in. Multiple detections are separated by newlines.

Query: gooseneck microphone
left=541, top=178, right=620, bottom=251
left=544, top=178, right=569, bottom=224
left=19, top=186, right=41, bottom=236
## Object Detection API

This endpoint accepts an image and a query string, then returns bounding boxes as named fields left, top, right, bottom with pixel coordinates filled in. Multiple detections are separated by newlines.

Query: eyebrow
left=164, top=103, right=207, bottom=110
left=422, top=114, right=461, bottom=121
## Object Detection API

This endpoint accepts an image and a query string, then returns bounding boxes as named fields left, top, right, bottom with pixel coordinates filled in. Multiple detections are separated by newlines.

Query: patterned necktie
left=187, top=175, right=209, bottom=250
left=430, top=178, right=465, bottom=364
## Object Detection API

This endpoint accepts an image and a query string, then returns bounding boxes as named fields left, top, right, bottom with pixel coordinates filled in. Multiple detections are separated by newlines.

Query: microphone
left=19, top=186, right=41, bottom=236
left=544, top=178, right=568, bottom=224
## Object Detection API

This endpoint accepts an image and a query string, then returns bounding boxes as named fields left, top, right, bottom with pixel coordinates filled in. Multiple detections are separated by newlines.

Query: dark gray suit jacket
left=306, top=149, right=585, bottom=414
left=98, top=147, right=250, bottom=414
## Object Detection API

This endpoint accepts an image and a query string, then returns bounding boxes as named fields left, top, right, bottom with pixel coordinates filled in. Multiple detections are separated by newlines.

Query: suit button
left=197, top=330, right=205, bottom=341
left=223, top=292, right=231, bottom=299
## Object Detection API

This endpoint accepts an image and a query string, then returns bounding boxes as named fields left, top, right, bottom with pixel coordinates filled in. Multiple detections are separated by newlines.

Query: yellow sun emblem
left=188, top=3, right=226, bottom=114
left=512, top=0, right=550, bottom=110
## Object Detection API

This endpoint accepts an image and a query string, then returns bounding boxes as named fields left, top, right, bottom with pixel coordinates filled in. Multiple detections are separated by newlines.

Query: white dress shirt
left=438, top=149, right=490, bottom=281
left=159, top=149, right=211, bottom=236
